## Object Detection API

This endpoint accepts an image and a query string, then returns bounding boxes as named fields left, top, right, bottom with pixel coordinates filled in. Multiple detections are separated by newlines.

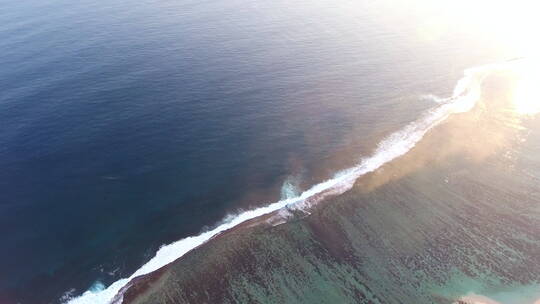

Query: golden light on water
left=410, top=0, right=540, bottom=119
left=432, top=0, right=540, bottom=117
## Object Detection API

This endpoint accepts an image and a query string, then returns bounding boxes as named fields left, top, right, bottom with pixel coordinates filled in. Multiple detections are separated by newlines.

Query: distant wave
left=64, top=61, right=517, bottom=304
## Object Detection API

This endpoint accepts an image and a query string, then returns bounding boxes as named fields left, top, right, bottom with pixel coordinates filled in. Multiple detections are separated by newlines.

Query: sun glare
left=513, top=77, right=540, bottom=115
left=415, top=0, right=540, bottom=57
left=512, top=60, right=540, bottom=115
left=433, top=0, right=540, bottom=116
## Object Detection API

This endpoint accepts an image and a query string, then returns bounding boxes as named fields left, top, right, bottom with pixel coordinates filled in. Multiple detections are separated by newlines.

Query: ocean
left=0, top=0, right=536, bottom=303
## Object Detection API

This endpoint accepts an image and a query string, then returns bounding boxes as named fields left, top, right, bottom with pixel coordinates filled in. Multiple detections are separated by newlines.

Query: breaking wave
left=280, top=176, right=302, bottom=200
left=64, top=61, right=518, bottom=304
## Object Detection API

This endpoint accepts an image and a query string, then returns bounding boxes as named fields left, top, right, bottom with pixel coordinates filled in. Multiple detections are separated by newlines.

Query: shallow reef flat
left=122, top=84, right=540, bottom=304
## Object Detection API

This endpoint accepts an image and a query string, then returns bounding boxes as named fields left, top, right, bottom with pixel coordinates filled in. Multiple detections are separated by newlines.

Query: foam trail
left=65, top=62, right=515, bottom=304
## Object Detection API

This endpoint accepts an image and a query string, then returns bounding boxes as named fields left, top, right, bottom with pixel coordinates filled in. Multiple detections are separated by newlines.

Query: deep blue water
left=0, top=0, right=513, bottom=302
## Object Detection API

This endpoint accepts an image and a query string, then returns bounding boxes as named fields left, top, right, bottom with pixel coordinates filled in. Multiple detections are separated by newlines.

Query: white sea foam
left=421, top=94, right=447, bottom=104
left=280, top=176, right=301, bottom=200
left=65, top=61, right=517, bottom=304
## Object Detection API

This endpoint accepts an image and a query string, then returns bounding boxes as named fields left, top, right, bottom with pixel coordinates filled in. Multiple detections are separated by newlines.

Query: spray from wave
left=280, top=175, right=302, bottom=200
left=64, top=61, right=518, bottom=304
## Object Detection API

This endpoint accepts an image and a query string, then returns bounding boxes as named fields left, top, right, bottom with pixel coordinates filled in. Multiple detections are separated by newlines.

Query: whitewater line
left=65, top=62, right=513, bottom=304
